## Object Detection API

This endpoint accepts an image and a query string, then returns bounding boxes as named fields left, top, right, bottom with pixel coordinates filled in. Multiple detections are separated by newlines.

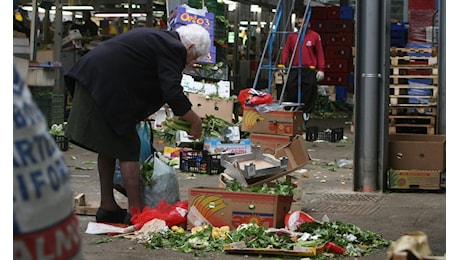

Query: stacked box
left=312, top=5, right=355, bottom=94
left=186, top=93, right=234, bottom=122
left=391, top=23, right=407, bottom=48
left=30, top=89, right=65, bottom=128
left=407, top=0, right=437, bottom=44
left=242, top=107, right=303, bottom=155
left=169, top=5, right=216, bottom=64
left=387, top=133, right=445, bottom=190
left=388, top=46, right=438, bottom=134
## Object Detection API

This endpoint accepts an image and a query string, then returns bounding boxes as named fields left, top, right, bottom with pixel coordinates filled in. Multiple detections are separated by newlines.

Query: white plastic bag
left=142, top=152, right=180, bottom=208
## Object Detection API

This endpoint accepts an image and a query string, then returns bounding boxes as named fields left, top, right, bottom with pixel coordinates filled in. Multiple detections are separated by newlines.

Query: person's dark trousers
left=284, top=67, right=317, bottom=114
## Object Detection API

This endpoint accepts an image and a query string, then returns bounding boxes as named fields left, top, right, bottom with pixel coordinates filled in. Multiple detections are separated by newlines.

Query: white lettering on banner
left=13, top=133, right=58, bottom=168
left=14, top=215, right=82, bottom=260
left=13, top=155, right=70, bottom=203
left=13, top=100, right=45, bottom=130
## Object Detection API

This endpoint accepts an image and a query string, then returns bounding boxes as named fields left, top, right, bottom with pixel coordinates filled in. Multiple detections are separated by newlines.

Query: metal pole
left=54, top=0, right=63, bottom=94
left=146, top=0, right=153, bottom=27
left=354, top=0, right=385, bottom=192
left=29, top=0, right=38, bottom=61
left=437, top=0, right=446, bottom=135
left=128, top=0, right=133, bottom=30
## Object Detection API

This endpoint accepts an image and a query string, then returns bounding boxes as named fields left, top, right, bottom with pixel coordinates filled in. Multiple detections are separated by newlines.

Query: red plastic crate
left=325, top=46, right=352, bottom=59
left=311, top=6, right=328, bottom=20
left=409, top=0, right=435, bottom=10
left=335, top=20, right=355, bottom=33
left=310, top=19, right=328, bottom=33
left=322, top=73, right=348, bottom=86
left=325, top=33, right=354, bottom=46
left=327, top=6, right=341, bottom=20
left=324, top=59, right=351, bottom=73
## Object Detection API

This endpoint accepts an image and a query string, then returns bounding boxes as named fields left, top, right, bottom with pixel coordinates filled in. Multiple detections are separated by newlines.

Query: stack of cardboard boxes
left=310, top=5, right=355, bottom=95
left=241, top=107, right=303, bottom=155
left=387, top=134, right=445, bottom=190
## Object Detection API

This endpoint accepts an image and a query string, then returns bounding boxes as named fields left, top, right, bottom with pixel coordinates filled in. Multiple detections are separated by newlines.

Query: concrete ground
left=67, top=118, right=446, bottom=259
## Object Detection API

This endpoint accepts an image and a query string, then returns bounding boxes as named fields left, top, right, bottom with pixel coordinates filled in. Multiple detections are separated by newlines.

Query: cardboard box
left=203, top=138, right=251, bottom=155
left=388, top=134, right=446, bottom=171
left=275, top=135, right=311, bottom=171
left=387, top=169, right=441, bottom=190
left=27, top=67, right=57, bottom=86
left=181, top=74, right=231, bottom=98
left=250, top=133, right=292, bottom=154
left=169, top=5, right=215, bottom=34
left=241, top=107, right=303, bottom=136
left=219, top=136, right=310, bottom=187
left=187, top=187, right=293, bottom=230
left=187, top=93, right=234, bottom=122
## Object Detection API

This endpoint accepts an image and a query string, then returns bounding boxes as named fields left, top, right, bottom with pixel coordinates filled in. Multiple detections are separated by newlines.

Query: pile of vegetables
left=142, top=180, right=390, bottom=258
left=144, top=221, right=391, bottom=258
left=225, top=179, right=295, bottom=196
left=156, top=115, right=234, bottom=145
left=49, top=122, right=67, bottom=136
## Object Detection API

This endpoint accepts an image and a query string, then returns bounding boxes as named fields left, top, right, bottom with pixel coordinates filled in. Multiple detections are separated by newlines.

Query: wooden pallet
left=389, top=105, right=437, bottom=116
left=390, top=47, right=438, bottom=57
left=389, top=75, right=438, bottom=85
left=389, top=115, right=436, bottom=126
left=73, top=193, right=127, bottom=216
left=390, top=56, right=437, bottom=66
left=390, top=66, right=438, bottom=76
left=389, top=124, right=435, bottom=135
left=389, top=84, right=438, bottom=96
left=389, top=95, right=437, bottom=106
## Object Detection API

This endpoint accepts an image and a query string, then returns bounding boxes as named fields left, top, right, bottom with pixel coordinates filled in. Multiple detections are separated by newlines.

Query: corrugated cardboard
left=250, top=133, right=292, bottom=154
left=187, top=187, right=293, bottom=230
left=27, top=67, right=56, bottom=86
left=275, top=135, right=311, bottom=170
left=241, top=107, right=303, bottom=136
left=388, top=134, right=446, bottom=171
left=387, top=169, right=441, bottom=190
left=187, top=93, right=234, bottom=122
left=203, top=138, right=251, bottom=155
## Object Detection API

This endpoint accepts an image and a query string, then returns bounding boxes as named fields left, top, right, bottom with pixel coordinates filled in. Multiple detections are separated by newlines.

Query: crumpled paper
left=85, top=222, right=136, bottom=235
left=387, top=231, right=432, bottom=260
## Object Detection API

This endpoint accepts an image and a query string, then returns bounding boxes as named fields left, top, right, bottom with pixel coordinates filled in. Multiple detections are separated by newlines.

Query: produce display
left=140, top=181, right=390, bottom=258
left=144, top=221, right=391, bottom=258
left=156, top=115, right=234, bottom=144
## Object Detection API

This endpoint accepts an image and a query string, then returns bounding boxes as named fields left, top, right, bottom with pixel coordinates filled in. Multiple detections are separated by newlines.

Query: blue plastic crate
left=391, top=38, right=407, bottom=48
left=408, top=88, right=431, bottom=104
left=391, top=23, right=406, bottom=31
left=340, top=6, right=353, bottom=20
left=335, top=86, right=347, bottom=100
left=406, top=42, right=433, bottom=48
left=408, top=78, right=432, bottom=85
left=408, top=88, right=431, bottom=96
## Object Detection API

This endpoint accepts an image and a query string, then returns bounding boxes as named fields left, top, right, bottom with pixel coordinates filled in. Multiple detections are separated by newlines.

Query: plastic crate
left=318, top=128, right=344, bottom=142
left=179, top=150, right=225, bottom=175
left=305, top=126, right=319, bottom=142
left=306, top=127, right=344, bottom=142
left=340, top=6, right=354, bottom=20
left=53, top=135, right=69, bottom=151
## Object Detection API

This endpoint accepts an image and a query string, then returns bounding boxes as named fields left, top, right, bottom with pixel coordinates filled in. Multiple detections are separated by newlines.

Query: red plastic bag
left=238, top=88, right=273, bottom=107
left=130, top=199, right=188, bottom=229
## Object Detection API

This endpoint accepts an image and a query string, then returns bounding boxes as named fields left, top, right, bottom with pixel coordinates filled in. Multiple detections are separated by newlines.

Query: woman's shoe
left=95, top=207, right=127, bottom=224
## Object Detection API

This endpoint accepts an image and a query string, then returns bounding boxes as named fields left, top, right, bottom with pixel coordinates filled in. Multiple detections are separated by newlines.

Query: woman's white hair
left=176, top=24, right=211, bottom=58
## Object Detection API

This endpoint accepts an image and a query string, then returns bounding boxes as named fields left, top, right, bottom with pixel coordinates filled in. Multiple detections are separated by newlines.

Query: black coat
left=65, top=27, right=192, bottom=135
